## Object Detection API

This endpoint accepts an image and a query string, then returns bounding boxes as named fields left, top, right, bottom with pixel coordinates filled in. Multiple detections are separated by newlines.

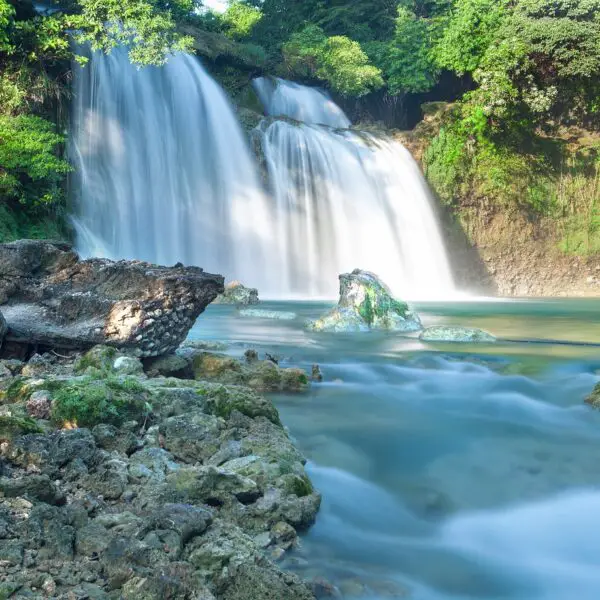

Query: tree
left=282, top=25, right=384, bottom=96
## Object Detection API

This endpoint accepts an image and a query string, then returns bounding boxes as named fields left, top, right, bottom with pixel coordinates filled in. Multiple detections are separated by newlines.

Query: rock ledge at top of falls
left=214, top=281, right=260, bottom=306
left=0, top=240, right=224, bottom=357
left=306, top=269, right=422, bottom=333
left=419, top=326, right=496, bottom=343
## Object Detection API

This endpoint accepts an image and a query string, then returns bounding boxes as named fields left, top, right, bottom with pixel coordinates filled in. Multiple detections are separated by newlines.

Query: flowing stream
left=189, top=299, right=600, bottom=600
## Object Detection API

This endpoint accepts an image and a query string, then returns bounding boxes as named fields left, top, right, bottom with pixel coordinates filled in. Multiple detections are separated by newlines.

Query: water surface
left=189, top=299, right=600, bottom=599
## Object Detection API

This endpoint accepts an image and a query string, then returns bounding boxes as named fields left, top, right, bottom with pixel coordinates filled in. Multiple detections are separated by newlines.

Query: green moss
left=203, top=384, right=281, bottom=425
left=358, top=291, right=375, bottom=325
left=282, top=473, right=314, bottom=498
left=0, top=415, right=43, bottom=441
left=51, top=376, right=150, bottom=428
left=0, top=377, right=30, bottom=403
left=75, top=346, right=118, bottom=374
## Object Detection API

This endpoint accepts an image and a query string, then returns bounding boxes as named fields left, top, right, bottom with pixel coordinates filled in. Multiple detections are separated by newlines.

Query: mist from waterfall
left=253, top=77, right=455, bottom=299
left=70, top=47, right=273, bottom=286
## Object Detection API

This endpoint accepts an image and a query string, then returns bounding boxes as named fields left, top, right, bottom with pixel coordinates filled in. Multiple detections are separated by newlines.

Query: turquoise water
left=189, top=300, right=600, bottom=599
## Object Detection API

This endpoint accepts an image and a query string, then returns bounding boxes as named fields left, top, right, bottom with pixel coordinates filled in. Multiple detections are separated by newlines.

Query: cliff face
left=398, top=106, right=600, bottom=298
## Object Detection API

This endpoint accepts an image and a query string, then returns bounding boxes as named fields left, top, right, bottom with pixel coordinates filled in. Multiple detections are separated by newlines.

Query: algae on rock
left=307, top=269, right=422, bottom=333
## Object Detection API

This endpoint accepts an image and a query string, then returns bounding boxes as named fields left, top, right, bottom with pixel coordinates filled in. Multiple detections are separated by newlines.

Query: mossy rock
left=279, top=473, right=314, bottom=498
left=0, top=377, right=32, bottom=404
left=50, top=376, right=151, bottom=428
left=193, top=352, right=309, bottom=393
left=192, top=353, right=245, bottom=385
left=307, top=269, right=422, bottom=333
left=75, top=346, right=120, bottom=374
left=0, top=415, right=43, bottom=442
left=202, top=384, right=281, bottom=426
left=585, top=383, right=600, bottom=408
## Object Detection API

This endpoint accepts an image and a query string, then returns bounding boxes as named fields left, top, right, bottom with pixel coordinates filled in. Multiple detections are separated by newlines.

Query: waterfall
left=253, top=77, right=455, bottom=299
left=70, top=52, right=455, bottom=300
left=70, top=47, right=273, bottom=286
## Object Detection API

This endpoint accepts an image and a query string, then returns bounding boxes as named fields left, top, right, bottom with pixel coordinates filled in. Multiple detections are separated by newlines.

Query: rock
left=144, top=354, right=192, bottom=378
left=214, top=281, right=260, bottom=305
left=311, top=365, right=323, bottom=382
left=201, top=383, right=282, bottom=425
left=239, top=309, right=297, bottom=320
left=113, top=356, right=145, bottom=375
left=192, top=352, right=309, bottom=393
left=219, top=562, right=315, bottom=600
left=3, top=428, right=97, bottom=474
left=0, top=473, right=65, bottom=505
left=158, top=411, right=223, bottom=463
left=128, top=447, right=180, bottom=482
left=25, top=389, right=52, bottom=419
left=165, top=466, right=260, bottom=506
left=585, top=384, right=600, bottom=408
left=0, top=239, right=224, bottom=357
left=49, top=375, right=152, bottom=428
left=0, top=309, right=6, bottom=349
left=92, top=424, right=139, bottom=455
left=419, top=326, right=496, bottom=343
left=0, top=415, right=42, bottom=442
left=306, top=269, right=422, bottom=333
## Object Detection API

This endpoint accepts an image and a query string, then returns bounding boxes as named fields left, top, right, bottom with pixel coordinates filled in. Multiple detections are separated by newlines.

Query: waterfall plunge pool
left=188, top=298, right=600, bottom=600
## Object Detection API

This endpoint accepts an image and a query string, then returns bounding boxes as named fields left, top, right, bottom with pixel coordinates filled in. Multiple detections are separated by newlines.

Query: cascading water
left=70, top=46, right=273, bottom=286
left=70, top=54, right=454, bottom=299
left=253, top=77, right=455, bottom=300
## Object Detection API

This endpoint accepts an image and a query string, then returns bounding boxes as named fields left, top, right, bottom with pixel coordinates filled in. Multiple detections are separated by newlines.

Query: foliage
left=366, top=6, right=439, bottom=95
left=283, top=25, right=383, bottom=96
left=220, top=1, right=262, bottom=40
left=432, top=0, right=508, bottom=75
left=0, top=114, right=70, bottom=207
left=70, top=0, right=197, bottom=66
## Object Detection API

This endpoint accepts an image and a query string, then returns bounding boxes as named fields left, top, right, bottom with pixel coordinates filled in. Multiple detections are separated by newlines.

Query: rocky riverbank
left=0, top=241, right=326, bottom=600
left=0, top=344, right=321, bottom=600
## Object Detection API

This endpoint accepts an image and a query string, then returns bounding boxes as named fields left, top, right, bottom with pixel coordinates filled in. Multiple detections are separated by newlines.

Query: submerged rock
left=420, top=326, right=496, bottom=343
left=214, top=281, right=259, bottom=306
left=0, top=239, right=224, bottom=357
left=239, top=309, right=297, bottom=320
left=306, top=269, right=422, bottom=333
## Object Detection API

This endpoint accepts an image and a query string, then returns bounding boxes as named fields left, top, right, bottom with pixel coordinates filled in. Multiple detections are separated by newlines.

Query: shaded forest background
left=1, top=0, right=599, bottom=258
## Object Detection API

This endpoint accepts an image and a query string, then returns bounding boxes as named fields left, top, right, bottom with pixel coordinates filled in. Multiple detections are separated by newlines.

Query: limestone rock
left=306, top=269, right=422, bottom=333
left=420, top=326, right=496, bottom=343
left=214, top=281, right=259, bottom=305
left=0, top=239, right=224, bottom=357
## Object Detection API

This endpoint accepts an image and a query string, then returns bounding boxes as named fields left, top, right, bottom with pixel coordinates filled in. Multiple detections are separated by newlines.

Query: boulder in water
left=306, top=269, right=422, bottom=333
left=419, top=326, right=496, bottom=343
left=0, top=240, right=224, bottom=357
left=214, top=281, right=260, bottom=306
